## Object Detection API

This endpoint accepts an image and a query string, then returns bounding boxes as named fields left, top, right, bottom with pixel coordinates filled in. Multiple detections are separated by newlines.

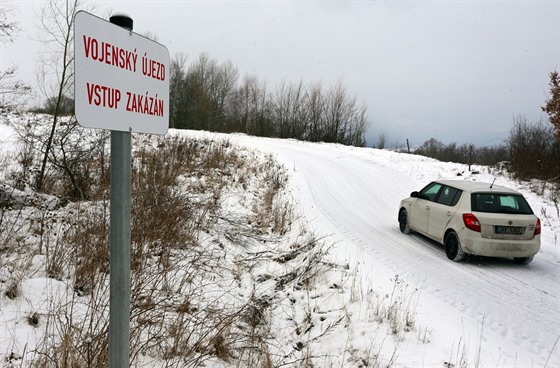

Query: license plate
left=495, top=226, right=523, bottom=235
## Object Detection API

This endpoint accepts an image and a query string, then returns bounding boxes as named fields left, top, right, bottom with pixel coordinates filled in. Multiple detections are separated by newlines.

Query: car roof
left=433, top=180, right=522, bottom=194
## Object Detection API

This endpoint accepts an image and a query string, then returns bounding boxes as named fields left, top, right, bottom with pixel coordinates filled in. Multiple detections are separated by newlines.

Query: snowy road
left=227, top=135, right=560, bottom=367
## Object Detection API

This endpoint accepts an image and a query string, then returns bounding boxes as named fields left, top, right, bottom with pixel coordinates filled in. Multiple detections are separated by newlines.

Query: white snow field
left=199, top=130, right=560, bottom=368
left=1, top=118, right=558, bottom=367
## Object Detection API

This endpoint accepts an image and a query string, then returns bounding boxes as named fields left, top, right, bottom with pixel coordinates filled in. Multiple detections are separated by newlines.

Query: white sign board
left=74, top=11, right=170, bottom=135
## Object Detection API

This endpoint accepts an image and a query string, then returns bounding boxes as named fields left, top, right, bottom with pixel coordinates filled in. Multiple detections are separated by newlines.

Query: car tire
left=513, top=256, right=534, bottom=265
left=445, top=231, right=465, bottom=262
left=399, top=209, right=411, bottom=234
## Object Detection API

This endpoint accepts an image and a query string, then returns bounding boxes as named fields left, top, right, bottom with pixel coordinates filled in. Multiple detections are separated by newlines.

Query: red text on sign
left=83, top=35, right=137, bottom=72
left=126, top=91, right=164, bottom=117
left=86, top=83, right=121, bottom=109
left=142, top=54, right=166, bottom=81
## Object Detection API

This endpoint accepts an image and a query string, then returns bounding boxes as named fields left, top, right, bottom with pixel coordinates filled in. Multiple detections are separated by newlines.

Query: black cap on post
left=110, top=14, right=133, bottom=31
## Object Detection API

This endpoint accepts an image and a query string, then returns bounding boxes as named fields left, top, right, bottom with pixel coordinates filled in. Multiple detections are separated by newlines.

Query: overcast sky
left=3, top=0, right=559, bottom=147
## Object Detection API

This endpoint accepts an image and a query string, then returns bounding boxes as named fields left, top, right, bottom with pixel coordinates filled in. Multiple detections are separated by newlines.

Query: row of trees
left=413, top=138, right=509, bottom=166
left=413, top=116, right=559, bottom=182
left=170, top=53, right=368, bottom=146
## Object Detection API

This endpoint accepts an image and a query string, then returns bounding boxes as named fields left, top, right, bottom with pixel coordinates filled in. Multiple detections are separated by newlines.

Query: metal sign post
left=109, top=14, right=132, bottom=368
left=74, top=11, right=169, bottom=367
left=109, top=129, right=131, bottom=367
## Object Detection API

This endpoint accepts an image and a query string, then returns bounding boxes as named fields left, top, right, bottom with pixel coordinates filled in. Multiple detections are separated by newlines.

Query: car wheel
left=399, top=209, right=411, bottom=234
left=445, top=231, right=465, bottom=262
left=513, top=256, right=534, bottom=265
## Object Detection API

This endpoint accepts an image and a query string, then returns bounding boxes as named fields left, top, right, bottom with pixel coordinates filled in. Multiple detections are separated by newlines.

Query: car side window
left=419, top=182, right=443, bottom=202
left=436, top=186, right=462, bottom=206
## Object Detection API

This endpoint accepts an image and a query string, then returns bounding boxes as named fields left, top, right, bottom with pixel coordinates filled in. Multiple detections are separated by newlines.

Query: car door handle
left=425, top=206, right=430, bottom=210
left=446, top=211, right=452, bottom=216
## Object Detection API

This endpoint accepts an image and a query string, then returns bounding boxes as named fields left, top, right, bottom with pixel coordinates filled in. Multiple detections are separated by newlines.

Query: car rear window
left=471, top=193, right=534, bottom=214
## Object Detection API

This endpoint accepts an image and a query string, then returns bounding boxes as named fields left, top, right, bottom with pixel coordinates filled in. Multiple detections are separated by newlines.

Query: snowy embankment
left=1, top=115, right=559, bottom=367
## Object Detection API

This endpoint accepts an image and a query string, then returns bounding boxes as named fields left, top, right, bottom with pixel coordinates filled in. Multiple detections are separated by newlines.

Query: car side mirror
left=411, top=191, right=419, bottom=198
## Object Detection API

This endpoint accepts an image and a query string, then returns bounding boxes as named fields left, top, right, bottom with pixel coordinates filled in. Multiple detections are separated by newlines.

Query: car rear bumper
left=458, top=231, right=540, bottom=258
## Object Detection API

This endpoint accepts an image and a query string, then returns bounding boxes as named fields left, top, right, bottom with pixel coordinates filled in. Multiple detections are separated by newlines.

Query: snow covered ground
left=183, top=129, right=560, bottom=368
left=1, top=118, right=559, bottom=367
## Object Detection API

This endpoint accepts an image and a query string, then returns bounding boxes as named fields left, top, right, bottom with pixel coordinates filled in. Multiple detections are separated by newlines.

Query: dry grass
left=0, top=128, right=349, bottom=367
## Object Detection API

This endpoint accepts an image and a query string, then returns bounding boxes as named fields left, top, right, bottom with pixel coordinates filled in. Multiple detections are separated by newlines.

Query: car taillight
left=463, top=213, right=481, bottom=232
left=535, top=218, right=541, bottom=235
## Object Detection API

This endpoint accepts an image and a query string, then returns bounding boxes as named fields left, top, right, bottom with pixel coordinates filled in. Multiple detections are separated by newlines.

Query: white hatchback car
left=398, top=180, right=541, bottom=264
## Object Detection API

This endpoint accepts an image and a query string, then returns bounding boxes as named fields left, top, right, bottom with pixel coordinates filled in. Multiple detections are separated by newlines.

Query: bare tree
left=305, top=81, right=325, bottom=142
left=348, top=100, right=368, bottom=147
left=377, top=131, right=388, bottom=149
left=415, top=138, right=445, bottom=158
left=34, top=0, right=95, bottom=192
left=173, top=53, right=239, bottom=132
left=169, top=53, right=188, bottom=129
left=272, top=79, right=308, bottom=139
left=322, top=80, right=368, bottom=146
left=0, top=2, right=18, bottom=43
left=232, top=74, right=271, bottom=135
left=0, top=2, right=32, bottom=110
left=508, top=115, right=559, bottom=181
left=208, top=59, right=239, bottom=131
left=234, top=74, right=256, bottom=133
